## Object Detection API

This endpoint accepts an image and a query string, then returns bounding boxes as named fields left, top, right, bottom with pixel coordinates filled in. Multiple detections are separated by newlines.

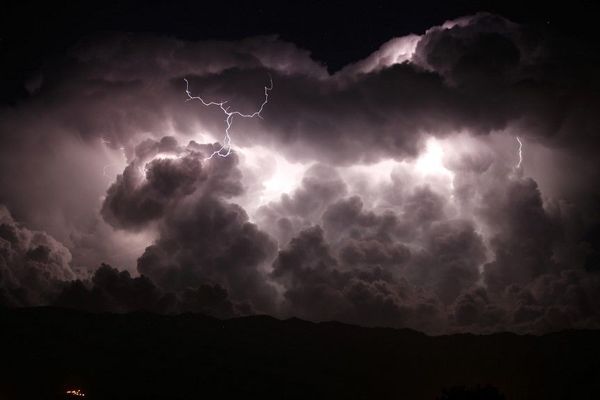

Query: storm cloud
left=1, top=12, right=599, bottom=334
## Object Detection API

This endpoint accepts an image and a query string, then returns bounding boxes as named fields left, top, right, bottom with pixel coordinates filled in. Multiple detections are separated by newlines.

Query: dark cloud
left=481, top=177, right=559, bottom=293
left=101, top=155, right=202, bottom=230
left=407, top=219, right=486, bottom=303
left=101, top=138, right=248, bottom=229
left=413, top=13, right=600, bottom=154
left=55, top=263, right=241, bottom=318
left=453, top=287, right=506, bottom=330
left=55, top=263, right=166, bottom=313
left=101, top=138, right=278, bottom=313
left=0, top=206, right=75, bottom=306
left=414, top=14, right=523, bottom=87
left=137, top=195, right=278, bottom=314
left=271, top=226, right=443, bottom=331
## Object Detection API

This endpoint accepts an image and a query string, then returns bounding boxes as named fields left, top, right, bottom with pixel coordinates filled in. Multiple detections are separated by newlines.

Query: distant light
left=66, top=389, right=85, bottom=397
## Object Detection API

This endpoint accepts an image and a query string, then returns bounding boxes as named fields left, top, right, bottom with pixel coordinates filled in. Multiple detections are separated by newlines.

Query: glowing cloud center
left=239, top=145, right=308, bottom=208
left=415, top=138, right=453, bottom=179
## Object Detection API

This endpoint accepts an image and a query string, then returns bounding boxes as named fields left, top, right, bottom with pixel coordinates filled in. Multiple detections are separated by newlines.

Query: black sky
left=1, top=0, right=599, bottom=104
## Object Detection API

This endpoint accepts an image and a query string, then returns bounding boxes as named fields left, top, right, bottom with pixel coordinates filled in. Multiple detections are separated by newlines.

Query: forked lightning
left=184, top=76, right=273, bottom=160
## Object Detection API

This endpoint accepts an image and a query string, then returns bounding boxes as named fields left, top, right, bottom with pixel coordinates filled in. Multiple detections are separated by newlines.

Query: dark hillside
left=1, top=307, right=599, bottom=399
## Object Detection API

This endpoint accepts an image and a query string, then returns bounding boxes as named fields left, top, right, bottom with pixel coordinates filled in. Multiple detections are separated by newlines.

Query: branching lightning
left=184, top=76, right=273, bottom=160
left=515, top=136, right=523, bottom=169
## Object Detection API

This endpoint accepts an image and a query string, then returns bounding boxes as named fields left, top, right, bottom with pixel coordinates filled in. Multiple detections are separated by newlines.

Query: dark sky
left=1, top=0, right=598, bottom=104
left=1, top=0, right=600, bottom=334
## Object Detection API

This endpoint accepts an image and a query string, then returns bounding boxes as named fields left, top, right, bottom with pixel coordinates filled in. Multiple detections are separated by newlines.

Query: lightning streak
left=515, top=136, right=523, bottom=169
left=184, top=76, right=273, bottom=160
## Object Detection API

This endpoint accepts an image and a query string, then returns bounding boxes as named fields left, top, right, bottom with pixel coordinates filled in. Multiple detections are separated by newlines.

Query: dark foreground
left=1, top=307, right=599, bottom=399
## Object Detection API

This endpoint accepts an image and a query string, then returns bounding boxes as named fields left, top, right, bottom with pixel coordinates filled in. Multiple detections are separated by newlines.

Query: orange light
left=66, top=389, right=85, bottom=397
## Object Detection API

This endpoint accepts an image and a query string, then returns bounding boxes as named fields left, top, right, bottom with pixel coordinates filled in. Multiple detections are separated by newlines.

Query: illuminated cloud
left=1, top=12, right=600, bottom=334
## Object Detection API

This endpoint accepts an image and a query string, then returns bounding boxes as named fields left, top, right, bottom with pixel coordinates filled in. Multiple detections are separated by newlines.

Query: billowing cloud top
left=1, top=13, right=599, bottom=334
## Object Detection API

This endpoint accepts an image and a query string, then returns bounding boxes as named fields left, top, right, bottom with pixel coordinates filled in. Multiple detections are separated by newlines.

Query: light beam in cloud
left=184, top=76, right=273, bottom=160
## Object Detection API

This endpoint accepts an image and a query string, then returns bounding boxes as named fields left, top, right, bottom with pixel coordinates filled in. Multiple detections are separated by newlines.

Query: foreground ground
left=1, top=307, right=599, bottom=399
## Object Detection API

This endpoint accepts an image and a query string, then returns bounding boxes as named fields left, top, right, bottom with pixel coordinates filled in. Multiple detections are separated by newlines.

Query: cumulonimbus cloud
left=0, top=13, right=599, bottom=334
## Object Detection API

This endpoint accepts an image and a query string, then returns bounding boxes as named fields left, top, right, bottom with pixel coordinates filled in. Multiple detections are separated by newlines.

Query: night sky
left=1, top=0, right=600, bottom=335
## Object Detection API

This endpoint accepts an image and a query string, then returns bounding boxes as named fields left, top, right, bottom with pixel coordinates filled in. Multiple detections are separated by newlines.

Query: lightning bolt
left=515, top=136, right=523, bottom=169
left=184, top=76, right=273, bottom=160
